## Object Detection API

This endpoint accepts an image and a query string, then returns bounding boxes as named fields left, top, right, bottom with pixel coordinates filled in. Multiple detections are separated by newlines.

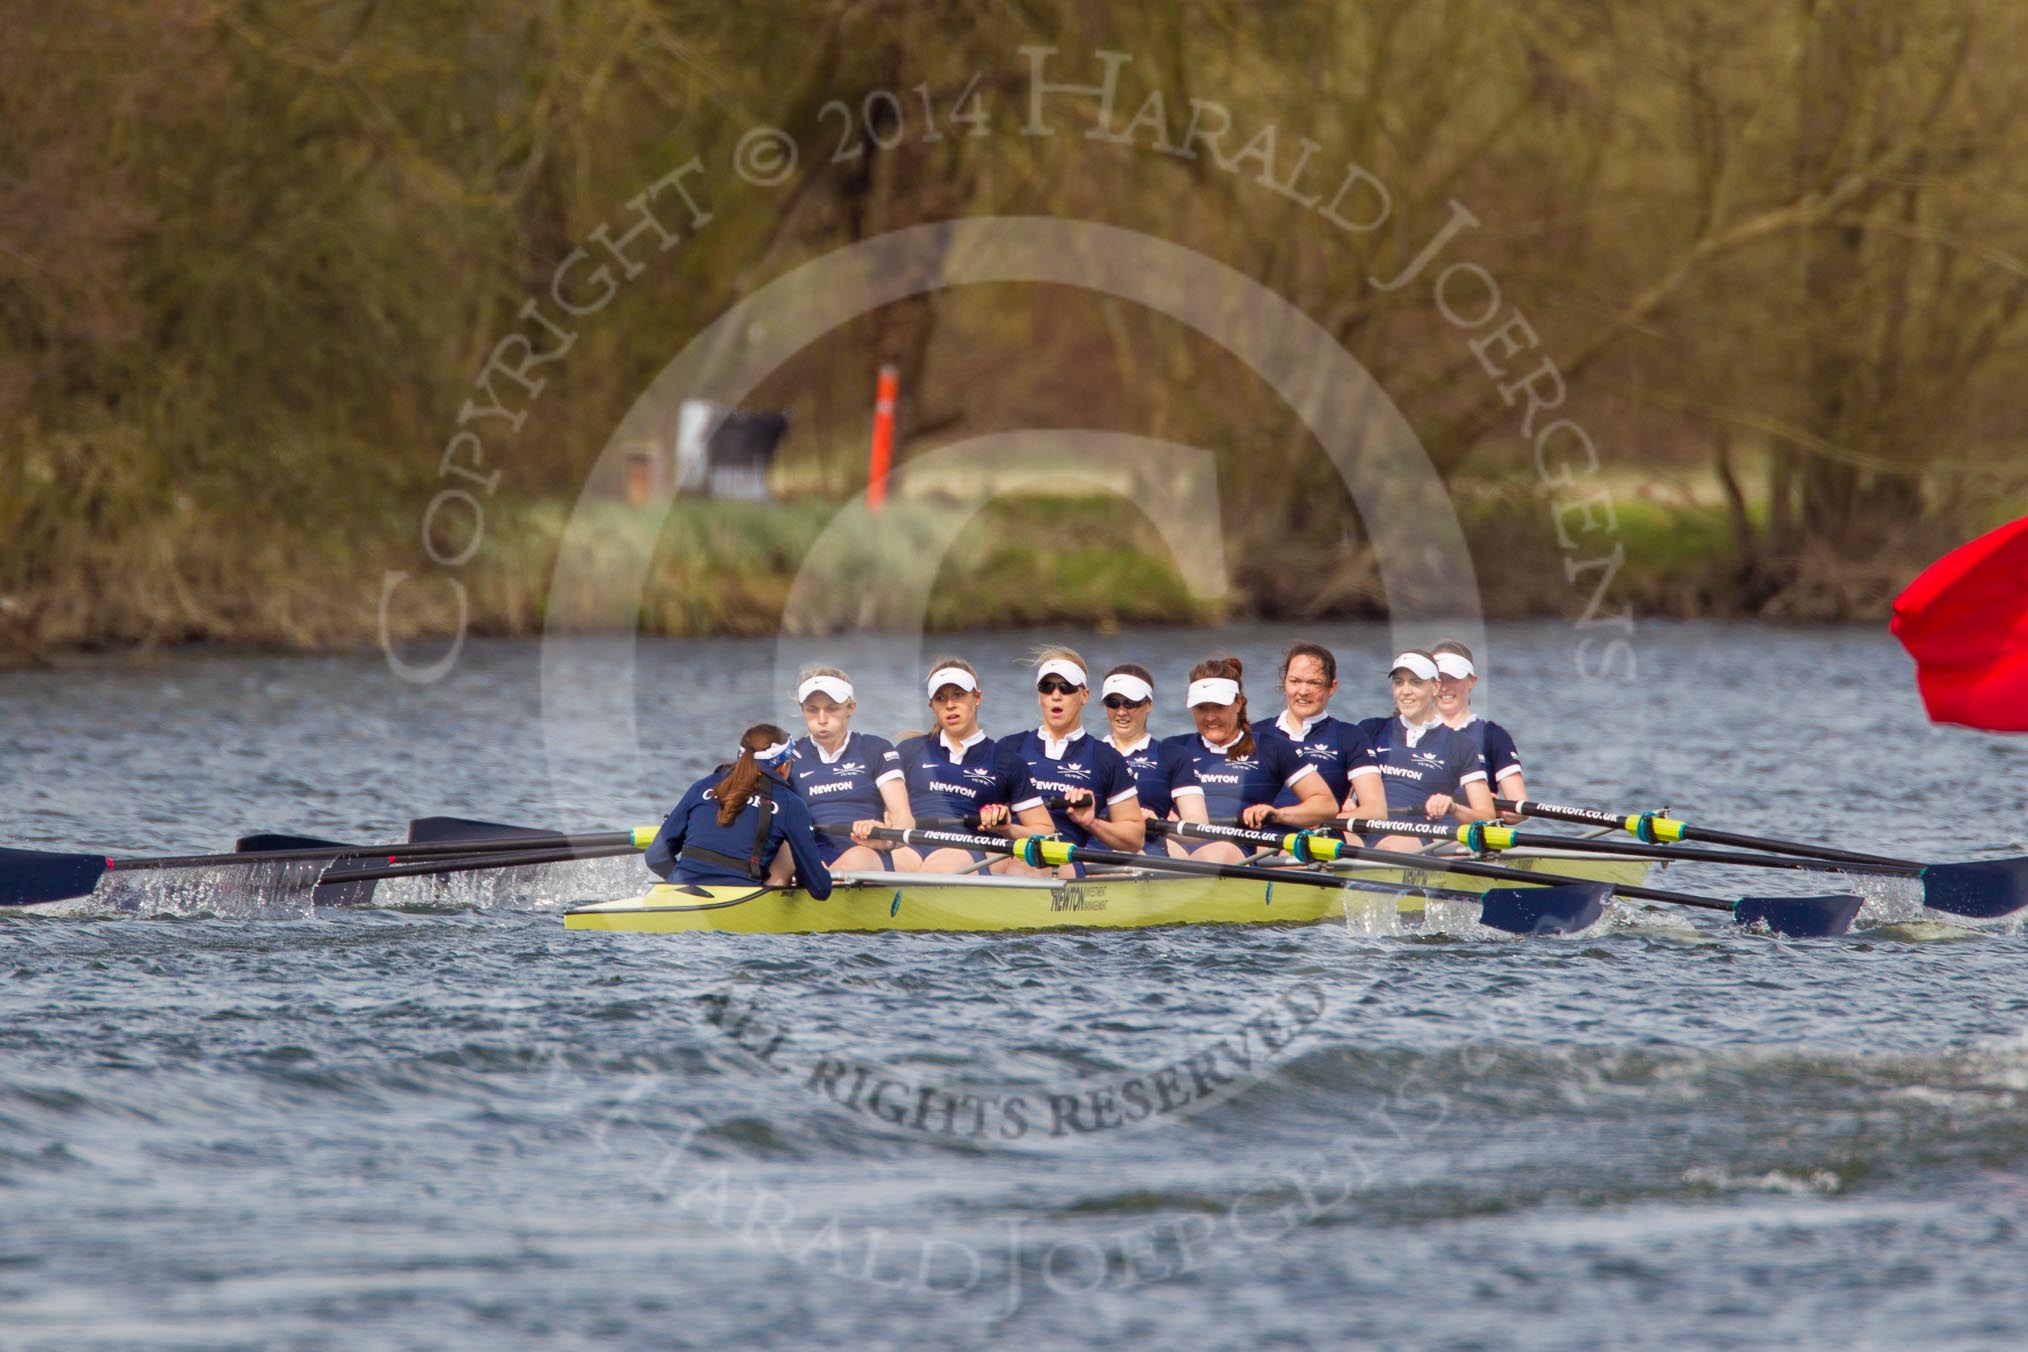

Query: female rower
left=1159, top=656, right=1338, bottom=864
left=1099, top=663, right=1208, bottom=857
left=1431, top=639, right=1527, bottom=823
left=789, top=666, right=917, bottom=872
left=1354, top=649, right=1495, bottom=851
left=893, top=657, right=1056, bottom=873
left=998, top=647, right=1144, bottom=855
left=1251, top=640, right=1388, bottom=824
left=644, top=724, right=831, bottom=896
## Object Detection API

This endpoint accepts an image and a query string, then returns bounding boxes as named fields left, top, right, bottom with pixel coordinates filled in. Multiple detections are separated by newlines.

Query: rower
left=1251, top=640, right=1388, bottom=825
left=1160, top=655, right=1338, bottom=865
left=789, top=666, right=917, bottom=872
left=998, top=647, right=1144, bottom=856
left=1431, top=640, right=1527, bottom=824
left=1354, top=650, right=1495, bottom=851
left=893, top=657, right=1055, bottom=873
left=644, top=723, right=832, bottom=896
left=1099, top=663, right=1208, bottom=857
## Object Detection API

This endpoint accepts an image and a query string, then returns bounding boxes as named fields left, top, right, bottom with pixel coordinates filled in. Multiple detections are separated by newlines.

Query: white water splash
left=74, top=855, right=653, bottom=920
left=1681, top=1166, right=1843, bottom=1196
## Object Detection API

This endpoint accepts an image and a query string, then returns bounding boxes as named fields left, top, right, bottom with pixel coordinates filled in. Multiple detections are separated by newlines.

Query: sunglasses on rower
left=1036, top=677, right=1083, bottom=695
left=1101, top=694, right=1150, bottom=710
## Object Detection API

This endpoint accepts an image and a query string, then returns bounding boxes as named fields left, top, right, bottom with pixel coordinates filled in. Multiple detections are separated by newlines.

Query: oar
left=911, top=798, right=1071, bottom=833
left=1345, top=817, right=1911, bottom=876
left=236, top=832, right=354, bottom=853
left=313, top=840, right=649, bottom=886
left=0, top=827, right=657, bottom=910
left=1497, top=797, right=2028, bottom=920
left=406, top=816, right=574, bottom=846
left=1156, top=821, right=1863, bottom=938
left=233, top=832, right=384, bottom=905
left=866, top=827, right=1614, bottom=935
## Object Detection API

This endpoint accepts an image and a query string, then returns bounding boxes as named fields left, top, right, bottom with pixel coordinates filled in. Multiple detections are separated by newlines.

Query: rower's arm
left=1340, top=767, right=1387, bottom=825
left=1173, top=787, right=1209, bottom=824
left=1496, top=769, right=1527, bottom=823
left=644, top=784, right=707, bottom=878
left=1005, top=801, right=1057, bottom=837
left=775, top=795, right=834, bottom=900
left=876, top=777, right=914, bottom=837
left=1451, top=776, right=1495, bottom=823
left=1268, top=770, right=1338, bottom=828
left=1085, top=791, right=1146, bottom=853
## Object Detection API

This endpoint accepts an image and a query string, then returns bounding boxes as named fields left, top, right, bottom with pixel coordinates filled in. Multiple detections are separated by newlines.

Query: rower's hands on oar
left=1423, top=793, right=1456, bottom=819
left=974, top=803, right=1011, bottom=831
left=1239, top=803, right=1279, bottom=829
left=848, top=819, right=888, bottom=847
left=1064, top=789, right=1097, bottom=827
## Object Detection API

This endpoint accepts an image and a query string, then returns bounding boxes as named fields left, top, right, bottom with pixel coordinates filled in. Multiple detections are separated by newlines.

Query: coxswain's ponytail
left=1188, top=655, right=1254, bottom=759
left=713, top=723, right=792, bottom=826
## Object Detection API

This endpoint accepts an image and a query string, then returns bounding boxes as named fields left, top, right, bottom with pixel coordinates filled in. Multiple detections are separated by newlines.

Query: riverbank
left=0, top=488, right=1996, bottom=671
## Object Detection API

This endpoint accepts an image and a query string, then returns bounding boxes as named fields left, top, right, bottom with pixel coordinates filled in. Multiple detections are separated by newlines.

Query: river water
left=4, top=623, right=2027, bottom=1349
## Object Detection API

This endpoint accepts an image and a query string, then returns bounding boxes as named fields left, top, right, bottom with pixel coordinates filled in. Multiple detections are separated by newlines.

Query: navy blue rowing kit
left=1159, top=732, right=1318, bottom=821
left=645, top=771, right=833, bottom=897
left=1109, top=734, right=1204, bottom=822
left=1354, top=716, right=1489, bottom=815
left=1451, top=716, right=1522, bottom=789
left=999, top=726, right=1139, bottom=847
left=895, top=729, right=1045, bottom=823
left=792, top=731, right=904, bottom=863
left=1252, top=710, right=1380, bottom=808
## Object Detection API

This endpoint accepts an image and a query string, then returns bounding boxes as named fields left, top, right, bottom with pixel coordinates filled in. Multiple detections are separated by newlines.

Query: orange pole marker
left=866, top=364, right=898, bottom=513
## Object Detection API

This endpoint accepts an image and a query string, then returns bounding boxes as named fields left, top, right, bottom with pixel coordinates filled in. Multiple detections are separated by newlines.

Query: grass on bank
left=7, top=477, right=2020, bottom=669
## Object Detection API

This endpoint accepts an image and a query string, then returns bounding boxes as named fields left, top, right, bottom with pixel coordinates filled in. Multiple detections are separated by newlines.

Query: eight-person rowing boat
left=10, top=634, right=2028, bottom=939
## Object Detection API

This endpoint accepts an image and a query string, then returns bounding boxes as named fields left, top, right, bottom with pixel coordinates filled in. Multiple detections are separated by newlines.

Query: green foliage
left=5, top=0, right=2027, bottom=664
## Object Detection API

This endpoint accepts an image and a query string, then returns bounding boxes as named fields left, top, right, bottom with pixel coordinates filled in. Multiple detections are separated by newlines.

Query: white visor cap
left=1433, top=652, right=1475, bottom=680
left=1035, top=658, right=1087, bottom=688
left=1100, top=673, right=1154, bottom=704
left=1186, top=677, right=1241, bottom=708
left=926, top=666, right=979, bottom=698
left=1389, top=652, right=1440, bottom=681
left=797, top=675, right=855, bottom=705
left=755, top=740, right=794, bottom=763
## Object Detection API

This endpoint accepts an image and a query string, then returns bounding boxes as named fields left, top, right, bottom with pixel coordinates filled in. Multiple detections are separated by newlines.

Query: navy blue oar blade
left=236, top=833, right=356, bottom=853
left=0, top=847, right=111, bottom=909
left=1476, top=883, right=1609, bottom=935
left=407, top=817, right=561, bottom=846
left=1919, top=859, right=2028, bottom=920
left=1731, top=894, right=1864, bottom=937
left=232, top=834, right=380, bottom=906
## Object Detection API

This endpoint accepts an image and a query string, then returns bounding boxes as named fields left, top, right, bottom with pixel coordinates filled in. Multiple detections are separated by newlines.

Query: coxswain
left=1099, top=663, right=1208, bottom=857
left=1251, top=640, right=1388, bottom=824
left=894, top=657, right=1055, bottom=873
left=1431, top=639, right=1527, bottom=824
left=644, top=724, right=832, bottom=895
left=1161, top=655, right=1338, bottom=865
left=998, top=647, right=1144, bottom=856
left=789, top=665, right=917, bottom=872
left=1355, top=650, right=1495, bottom=850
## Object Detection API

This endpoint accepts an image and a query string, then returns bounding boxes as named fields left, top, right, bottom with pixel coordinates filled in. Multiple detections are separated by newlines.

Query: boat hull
left=562, top=850, right=1655, bottom=935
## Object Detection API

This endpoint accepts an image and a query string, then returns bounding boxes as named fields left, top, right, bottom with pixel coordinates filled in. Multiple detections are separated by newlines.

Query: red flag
left=1891, top=515, right=2028, bottom=732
